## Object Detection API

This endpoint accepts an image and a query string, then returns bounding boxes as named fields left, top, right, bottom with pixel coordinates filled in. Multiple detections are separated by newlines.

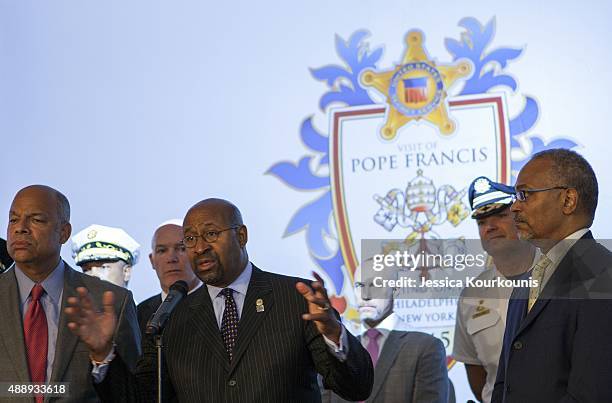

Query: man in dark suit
left=322, top=263, right=450, bottom=403
left=0, top=185, right=141, bottom=402
left=66, top=198, right=374, bottom=402
left=0, top=237, right=13, bottom=273
left=492, top=149, right=612, bottom=402
left=137, top=219, right=201, bottom=337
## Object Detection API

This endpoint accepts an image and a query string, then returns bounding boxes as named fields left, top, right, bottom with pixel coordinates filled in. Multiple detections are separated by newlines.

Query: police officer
left=452, top=177, right=537, bottom=403
left=71, top=224, right=140, bottom=288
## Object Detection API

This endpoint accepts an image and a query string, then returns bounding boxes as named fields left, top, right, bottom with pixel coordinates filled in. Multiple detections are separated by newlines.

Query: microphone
left=146, top=280, right=189, bottom=336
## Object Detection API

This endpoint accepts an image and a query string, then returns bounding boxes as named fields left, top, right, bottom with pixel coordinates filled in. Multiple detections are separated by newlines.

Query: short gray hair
left=531, top=148, right=598, bottom=223
left=55, top=190, right=70, bottom=224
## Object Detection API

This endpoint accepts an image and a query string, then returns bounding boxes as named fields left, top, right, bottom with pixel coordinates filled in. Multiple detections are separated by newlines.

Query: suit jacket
left=322, top=330, right=449, bottom=403
left=0, top=263, right=141, bottom=403
left=96, top=265, right=374, bottom=402
left=136, top=293, right=162, bottom=338
left=492, top=232, right=612, bottom=403
left=0, top=238, right=12, bottom=273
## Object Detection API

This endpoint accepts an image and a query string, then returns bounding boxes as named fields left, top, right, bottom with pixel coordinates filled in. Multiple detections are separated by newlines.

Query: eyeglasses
left=183, top=226, right=240, bottom=248
left=513, top=186, right=569, bottom=202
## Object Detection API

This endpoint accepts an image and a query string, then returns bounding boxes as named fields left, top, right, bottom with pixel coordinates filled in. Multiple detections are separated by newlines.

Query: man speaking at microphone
left=65, top=198, right=374, bottom=402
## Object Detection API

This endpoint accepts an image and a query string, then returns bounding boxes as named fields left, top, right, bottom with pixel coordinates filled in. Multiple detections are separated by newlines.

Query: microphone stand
left=155, top=334, right=163, bottom=403
left=145, top=280, right=188, bottom=403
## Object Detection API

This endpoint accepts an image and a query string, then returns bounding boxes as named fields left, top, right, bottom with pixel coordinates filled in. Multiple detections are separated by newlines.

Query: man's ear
left=124, top=265, right=133, bottom=283
left=238, top=225, right=248, bottom=247
left=60, top=222, right=72, bottom=244
left=562, top=188, right=578, bottom=215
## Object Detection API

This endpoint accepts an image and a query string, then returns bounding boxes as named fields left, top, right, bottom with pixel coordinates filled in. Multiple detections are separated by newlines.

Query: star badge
left=360, top=31, right=472, bottom=140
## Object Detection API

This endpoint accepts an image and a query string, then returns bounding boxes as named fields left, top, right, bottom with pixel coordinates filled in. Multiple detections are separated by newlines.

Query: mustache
left=195, top=252, right=218, bottom=262
left=514, top=215, right=529, bottom=224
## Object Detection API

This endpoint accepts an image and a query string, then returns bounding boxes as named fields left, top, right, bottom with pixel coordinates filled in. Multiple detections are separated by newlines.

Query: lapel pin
left=256, top=298, right=265, bottom=313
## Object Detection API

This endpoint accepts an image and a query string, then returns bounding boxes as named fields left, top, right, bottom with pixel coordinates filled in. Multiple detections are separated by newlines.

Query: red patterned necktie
left=220, top=288, right=239, bottom=361
left=24, top=283, right=48, bottom=398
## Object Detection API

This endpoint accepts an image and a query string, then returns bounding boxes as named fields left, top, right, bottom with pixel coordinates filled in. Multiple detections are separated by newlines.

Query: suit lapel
left=229, top=266, right=273, bottom=374
left=188, top=286, right=231, bottom=372
left=0, top=266, right=30, bottom=382
left=368, top=331, right=404, bottom=402
left=49, top=264, right=81, bottom=384
left=516, top=233, right=593, bottom=336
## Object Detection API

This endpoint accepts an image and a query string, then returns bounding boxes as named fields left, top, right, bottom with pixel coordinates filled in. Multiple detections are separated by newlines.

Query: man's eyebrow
left=514, top=182, right=534, bottom=189
left=9, top=211, right=48, bottom=217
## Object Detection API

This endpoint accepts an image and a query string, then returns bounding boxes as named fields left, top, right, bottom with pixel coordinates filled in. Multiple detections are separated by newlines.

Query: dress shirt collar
left=15, top=259, right=65, bottom=305
left=361, top=311, right=397, bottom=338
left=543, top=228, right=589, bottom=265
left=538, top=228, right=589, bottom=290
left=207, top=261, right=253, bottom=301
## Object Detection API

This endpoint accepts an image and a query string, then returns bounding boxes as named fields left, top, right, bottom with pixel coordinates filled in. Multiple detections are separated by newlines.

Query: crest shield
left=329, top=93, right=511, bottom=342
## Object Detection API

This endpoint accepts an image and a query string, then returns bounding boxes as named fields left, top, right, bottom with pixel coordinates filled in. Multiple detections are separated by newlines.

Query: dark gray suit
left=96, top=265, right=374, bottom=402
left=492, top=233, right=612, bottom=402
left=136, top=293, right=162, bottom=338
left=322, top=330, right=450, bottom=403
left=0, top=263, right=141, bottom=402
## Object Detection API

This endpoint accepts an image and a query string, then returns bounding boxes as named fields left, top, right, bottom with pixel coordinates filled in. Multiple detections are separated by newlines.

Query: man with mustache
left=492, top=149, right=612, bottom=402
left=136, top=219, right=201, bottom=337
left=322, top=261, right=450, bottom=403
left=453, top=177, right=536, bottom=403
left=65, top=198, right=374, bottom=402
left=0, top=185, right=140, bottom=402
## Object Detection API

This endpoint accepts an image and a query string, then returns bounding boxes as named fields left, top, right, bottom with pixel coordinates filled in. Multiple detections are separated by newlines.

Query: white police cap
left=71, top=224, right=140, bottom=266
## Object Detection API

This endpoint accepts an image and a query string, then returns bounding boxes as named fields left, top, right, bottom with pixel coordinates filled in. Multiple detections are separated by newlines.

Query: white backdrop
left=1, top=1, right=611, bottom=401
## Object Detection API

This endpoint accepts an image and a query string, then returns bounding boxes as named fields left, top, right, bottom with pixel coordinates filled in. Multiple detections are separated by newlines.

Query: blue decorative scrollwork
left=268, top=18, right=577, bottom=295
left=445, top=17, right=577, bottom=177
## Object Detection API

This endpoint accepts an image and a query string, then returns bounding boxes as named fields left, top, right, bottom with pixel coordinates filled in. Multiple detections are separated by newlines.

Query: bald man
left=0, top=185, right=140, bottom=402
left=137, top=220, right=201, bottom=337
left=66, top=198, right=374, bottom=402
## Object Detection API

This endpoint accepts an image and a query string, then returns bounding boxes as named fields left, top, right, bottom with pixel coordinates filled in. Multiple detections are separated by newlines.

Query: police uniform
left=71, top=224, right=140, bottom=284
left=452, top=177, right=537, bottom=403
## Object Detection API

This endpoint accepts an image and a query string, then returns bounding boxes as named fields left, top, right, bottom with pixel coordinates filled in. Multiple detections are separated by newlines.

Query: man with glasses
left=492, top=149, right=612, bottom=403
left=453, top=176, right=536, bottom=403
left=65, top=198, right=374, bottom=402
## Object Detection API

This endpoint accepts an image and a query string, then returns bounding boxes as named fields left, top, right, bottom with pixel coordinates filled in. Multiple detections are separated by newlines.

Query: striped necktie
left=528, top=255, right=552, bottom=312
